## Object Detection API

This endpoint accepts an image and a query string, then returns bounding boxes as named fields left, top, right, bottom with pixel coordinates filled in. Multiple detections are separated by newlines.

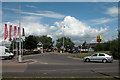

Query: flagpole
left=13, top=37, right=14, bottom=56
left=14, top=26, right=16, bottom=58
left=3, top=27, right=5, bottom=47
left=3, top=25, right=5, bottom=47
left=22, top=28, right=25, bottom=57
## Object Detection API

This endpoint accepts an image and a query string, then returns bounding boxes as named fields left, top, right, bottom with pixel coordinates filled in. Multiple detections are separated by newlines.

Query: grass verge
left=71, top=51, right=112, bottom=59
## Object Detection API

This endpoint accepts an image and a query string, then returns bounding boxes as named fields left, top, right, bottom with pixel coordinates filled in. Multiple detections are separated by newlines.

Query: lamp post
left=62, top=26, right=65, bottom=53
left=80, top=45, right=82, bottom=54
left=18, top=2, right=22, bottom=62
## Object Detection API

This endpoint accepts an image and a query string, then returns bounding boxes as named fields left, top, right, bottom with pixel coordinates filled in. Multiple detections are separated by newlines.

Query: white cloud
left=4, top=7, right=20, bottom=12
left=105, top=6, right=118, bottom=17
left=89, top=18, right=116, bottom=25
left=4, top=8, right=65, bottom=19
left=21, top=11, right=65, bottom=19
left=54, top=16, right=108, bottom=44
left=20, top=16, right=51, bottom=36
left=26, top=5, right=37, bottom=8
left=0, top=16, right=109, bottom=45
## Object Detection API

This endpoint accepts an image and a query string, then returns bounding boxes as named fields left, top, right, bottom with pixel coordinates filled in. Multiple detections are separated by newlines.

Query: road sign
left=97, top=35, right=102, bottom=42
left=37, top=42, right=43, bottom=53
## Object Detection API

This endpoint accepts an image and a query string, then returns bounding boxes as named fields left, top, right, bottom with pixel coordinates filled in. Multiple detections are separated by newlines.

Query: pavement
left=1, top=52, right=120, bottom=78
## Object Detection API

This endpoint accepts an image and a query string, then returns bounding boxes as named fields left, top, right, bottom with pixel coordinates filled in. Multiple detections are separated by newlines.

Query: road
left=1, top=53, right=120, bottom=78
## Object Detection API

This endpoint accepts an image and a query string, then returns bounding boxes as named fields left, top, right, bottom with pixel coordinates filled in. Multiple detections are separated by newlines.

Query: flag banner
left=4, top=24, right=8, bottom=40
left=22, top=28, right=25, bottom=36
left=14, top=26, right=17, bottom=36
left=9, top=25, right=12, bottom=41
left=18, top=27, right=20, bottom=35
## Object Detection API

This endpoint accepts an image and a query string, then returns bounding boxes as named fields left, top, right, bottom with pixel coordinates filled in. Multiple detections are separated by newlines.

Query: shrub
left=23, top=51, right=40, bottom=55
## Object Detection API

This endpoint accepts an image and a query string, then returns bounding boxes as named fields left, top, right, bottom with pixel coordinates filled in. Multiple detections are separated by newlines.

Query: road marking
left=39, top=62, right=48, bottom=64
left=43, top=73, right=47, bottom=74
left=26, top=59, right=38, bottom=64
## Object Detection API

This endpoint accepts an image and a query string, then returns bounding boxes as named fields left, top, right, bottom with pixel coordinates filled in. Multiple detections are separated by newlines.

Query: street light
left=18, top=2, right=22, bottom=62
left=62, top=26, right=65, bottom=53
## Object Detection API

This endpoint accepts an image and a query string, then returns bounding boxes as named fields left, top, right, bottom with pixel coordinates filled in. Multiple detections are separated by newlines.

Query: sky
left=0, top=1, right=119, bottom=46
left=1, top=0, right=120, bottom=2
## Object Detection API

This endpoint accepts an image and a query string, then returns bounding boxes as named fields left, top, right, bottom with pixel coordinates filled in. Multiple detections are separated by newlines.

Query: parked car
left=83, top=53, right=113, bottom=63
left=68, top=49, right=80, bottom=53
left=0, top=46, right=14, bottom=60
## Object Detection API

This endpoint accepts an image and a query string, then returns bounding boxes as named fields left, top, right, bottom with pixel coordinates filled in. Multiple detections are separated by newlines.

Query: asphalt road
left=2, top=53, right=120, bottom=78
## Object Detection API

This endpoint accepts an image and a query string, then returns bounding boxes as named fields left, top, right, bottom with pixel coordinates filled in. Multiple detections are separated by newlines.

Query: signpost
left=97, top=35, right=102, bottom=43
left=37, top=42, right=43, bottom=53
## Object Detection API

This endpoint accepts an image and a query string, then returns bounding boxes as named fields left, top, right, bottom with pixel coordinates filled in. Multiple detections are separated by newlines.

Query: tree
left=94, top=41, right=110, bottom=51
left=110, top=39, right=119, bottom=59
left=56, top=37, right=74, bottom=49
left=37, top=35, right=53, bottom=49
left=94, top=43, right=103, bottom=51
left=94, top=38, right=119, bottom=59
left=24, top=35, right=54, bottom=50
left=82, top=41, right=87, bottom=49
left=24, top=35, right=38, bottom=50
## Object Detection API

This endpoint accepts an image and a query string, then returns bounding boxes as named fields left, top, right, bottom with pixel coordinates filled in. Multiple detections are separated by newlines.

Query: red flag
left=14, top=26, right=17, bottom=36
left=18, top=27, right=20, bottom=35
left=4, top=24, right=8, bottom=40
left=22, top=28, right=25, bottom=36
left=9, top=25, right=12, bottom=41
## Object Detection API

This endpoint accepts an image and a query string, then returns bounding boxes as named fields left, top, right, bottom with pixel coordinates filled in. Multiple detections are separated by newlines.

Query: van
left=0, top=46, right=14, bottom=59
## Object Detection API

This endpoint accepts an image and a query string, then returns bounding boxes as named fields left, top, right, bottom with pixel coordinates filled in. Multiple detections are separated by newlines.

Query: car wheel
left=85, top=58, right=90, bottom=62
left=8, top=56, right=13, bottom=59
left=102, top=59, right=107, bottom=63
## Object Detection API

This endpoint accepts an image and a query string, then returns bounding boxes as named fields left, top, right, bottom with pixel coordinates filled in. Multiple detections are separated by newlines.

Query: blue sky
left=1, top=2, right=118, bottom=45
left=3, top=2, right=118, bottom=24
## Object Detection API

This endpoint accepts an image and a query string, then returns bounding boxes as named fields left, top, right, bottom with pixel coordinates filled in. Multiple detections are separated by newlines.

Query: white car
left=83, top=53, right=113, bottom=63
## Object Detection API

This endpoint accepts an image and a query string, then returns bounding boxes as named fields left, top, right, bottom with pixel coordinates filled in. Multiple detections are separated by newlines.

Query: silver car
left=83, top=53, right=113, bottom=63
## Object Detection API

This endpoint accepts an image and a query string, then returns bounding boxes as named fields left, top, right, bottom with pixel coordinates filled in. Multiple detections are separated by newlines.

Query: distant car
left=83, top=53, right=113, bottom=63
left=68, top=50, right=80, bottom=53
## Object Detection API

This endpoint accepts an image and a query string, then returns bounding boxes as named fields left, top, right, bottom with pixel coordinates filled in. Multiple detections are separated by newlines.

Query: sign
left=97, top=35, right=102, bottom=42
left=37, top=42, right=43, bottom=46
left=37, top=42, right=43, bottom=53
left=37, top=42, right=43, bottom=49
left=9, top=25, right=12, bottom=41
left=14, top=38, right=23, bottom=42
left=4, top=24, right=8, bottom=40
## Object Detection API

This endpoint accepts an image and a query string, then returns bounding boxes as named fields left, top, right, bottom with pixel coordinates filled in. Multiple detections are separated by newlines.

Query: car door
left=98, top=53, right=105, bottom=61
left=90, top=53, right=98, bottom=61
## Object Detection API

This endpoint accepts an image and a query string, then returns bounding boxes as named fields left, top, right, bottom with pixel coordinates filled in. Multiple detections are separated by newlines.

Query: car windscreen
left=5, top=49, right=9, bottom=52
left=92, top=54, right=97, bottom=56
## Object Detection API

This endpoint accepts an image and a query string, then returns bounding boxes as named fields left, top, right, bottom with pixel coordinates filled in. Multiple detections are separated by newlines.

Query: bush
left=94, top=39, right=119, bottom=59
left=71, top=53, right=93, bottom=59
left=110, top=39, right=119, bottom=59
left=23, top=51, right=40, bottom=55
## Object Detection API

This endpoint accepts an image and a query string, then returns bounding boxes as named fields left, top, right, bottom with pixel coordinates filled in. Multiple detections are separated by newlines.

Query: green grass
left=71, top=51, right=112, bottom=59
